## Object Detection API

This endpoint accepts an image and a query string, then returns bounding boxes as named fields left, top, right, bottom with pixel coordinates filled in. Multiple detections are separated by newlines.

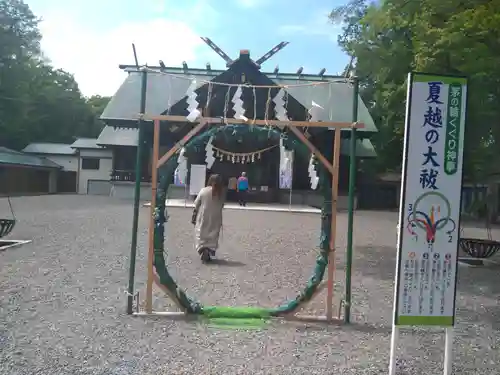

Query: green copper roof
left=0, top=147, right=62, bottom=169
left=22, top=143, right=76, bottom=155
left=102, top=66, right=378, bottom=133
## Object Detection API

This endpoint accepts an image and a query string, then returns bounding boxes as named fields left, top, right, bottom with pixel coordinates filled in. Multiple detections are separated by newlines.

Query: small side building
left=22, top=138, right=115, bottom=195
left=0, top=146, right=62, bottom=196
left=95, top=126, right=153, bottom=199
left=70, top=138, right=113, bottom=195
left=22, top=143, right=79, bottom=193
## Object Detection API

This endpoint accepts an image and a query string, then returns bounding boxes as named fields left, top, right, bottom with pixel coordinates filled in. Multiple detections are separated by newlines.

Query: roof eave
left=23, top=151, right=77, bottom=156
left=70, top=146, right=104, bottom=149
left=0, top=161, right=62, bottom=170
left=118, top=64, right=348, bottom=81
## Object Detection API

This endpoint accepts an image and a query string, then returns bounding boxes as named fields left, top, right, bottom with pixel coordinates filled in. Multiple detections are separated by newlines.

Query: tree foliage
left=0, top=0, right=110, bottom=150
left=330, top=0, right=500, bottom=181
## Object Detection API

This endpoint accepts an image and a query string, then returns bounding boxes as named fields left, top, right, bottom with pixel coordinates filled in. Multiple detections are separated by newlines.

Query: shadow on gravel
left=206, top=258, right=246, bottom=267
left=457, top=266, right=500, bottom=297
left=75, top=359, right=140, bottom=375
left=456, top=267, right=500, bottom=329
left=356, top=245, right=500, bottom=329
left=354, top=246, right=396, bottom=282
left=295, top=321, right=392, bottom=335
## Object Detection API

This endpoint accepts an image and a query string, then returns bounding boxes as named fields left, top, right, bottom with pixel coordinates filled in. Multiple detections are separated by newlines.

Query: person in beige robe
left=191, top=174, right=224, bottom=263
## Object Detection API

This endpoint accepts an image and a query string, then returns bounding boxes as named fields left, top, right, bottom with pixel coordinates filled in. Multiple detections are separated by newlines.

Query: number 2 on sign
left=448, top=235, right=453, bottom=243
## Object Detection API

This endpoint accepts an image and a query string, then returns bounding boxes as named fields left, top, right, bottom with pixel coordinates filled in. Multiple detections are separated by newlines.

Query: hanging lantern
left=251, top=154, right=255, bottom=163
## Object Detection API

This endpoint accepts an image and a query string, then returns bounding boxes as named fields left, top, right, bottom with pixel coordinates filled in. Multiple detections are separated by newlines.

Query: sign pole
left=388, top=72, right=467, bottom=374
left=388, top=71, right=413, bottom=374
left=288, top=150, right=294, bottom=211
left=443, top=327, right=454, bottom=375
left=388, top=326, right=399, bottom=375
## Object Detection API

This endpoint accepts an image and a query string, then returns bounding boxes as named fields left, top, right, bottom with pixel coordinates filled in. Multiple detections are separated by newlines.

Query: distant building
left=0, top=146, right=61, bottom=196
left=21, top=137, right=112, bottom=195
left=96, top=49, right=379, bottom=207
left=10, top=49, right=380, bottom=203
left=69, top=138, right=112, bottom=195
left=22, top=142, right=78, bottom=193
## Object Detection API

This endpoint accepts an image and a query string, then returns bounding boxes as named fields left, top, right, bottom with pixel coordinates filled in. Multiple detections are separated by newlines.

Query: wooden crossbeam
left=138, top=114, right=363, bottom=129
left=287, top=126, right=335, bottom=176
left=156, top=120, right=207, bottom=168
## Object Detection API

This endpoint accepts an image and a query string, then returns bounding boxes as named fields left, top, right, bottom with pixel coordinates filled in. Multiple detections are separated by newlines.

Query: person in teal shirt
left=236, top=172, right=249, bottom=207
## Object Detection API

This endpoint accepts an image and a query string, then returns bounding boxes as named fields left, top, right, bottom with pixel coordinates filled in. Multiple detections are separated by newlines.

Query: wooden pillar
left=326, top=127, right=342, bottom=320
left=146, top=119, right=160, bottom=313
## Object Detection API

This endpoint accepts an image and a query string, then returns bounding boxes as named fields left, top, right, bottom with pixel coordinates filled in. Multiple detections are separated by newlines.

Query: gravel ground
left=0, top=195, right=499, bottom=375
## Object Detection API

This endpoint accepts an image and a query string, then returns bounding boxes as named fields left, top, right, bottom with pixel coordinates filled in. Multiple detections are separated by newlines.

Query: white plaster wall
left=77, top=148, right=113, bottom=194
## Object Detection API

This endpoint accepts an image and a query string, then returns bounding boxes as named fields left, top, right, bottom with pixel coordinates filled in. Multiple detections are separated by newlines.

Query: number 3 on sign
left=408, top=204, right=413, bottom=213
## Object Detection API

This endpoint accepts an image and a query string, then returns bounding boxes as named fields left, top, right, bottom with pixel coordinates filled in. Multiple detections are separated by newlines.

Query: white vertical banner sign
left=189, top=164, right=207, bottom=196
left=279, top=138, right=294, bottom=190
left=389, top=72, right=467, bottom=375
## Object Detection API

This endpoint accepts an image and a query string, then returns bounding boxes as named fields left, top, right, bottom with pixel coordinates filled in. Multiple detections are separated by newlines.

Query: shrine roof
left=101, top=65, right=378, bottom=134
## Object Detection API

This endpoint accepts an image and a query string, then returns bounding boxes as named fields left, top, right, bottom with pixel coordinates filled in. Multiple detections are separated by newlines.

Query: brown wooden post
left=287, top=125, right=335, bottom=175
left=157, top=119, right=208, bottom=168
left=326, top=127, right=342, bottom=320
left=146, top=119, right=160, bottom=313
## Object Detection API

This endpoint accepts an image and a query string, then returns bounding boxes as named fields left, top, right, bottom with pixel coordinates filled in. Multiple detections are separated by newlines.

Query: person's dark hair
left=207, top=174, right=223, bottom=198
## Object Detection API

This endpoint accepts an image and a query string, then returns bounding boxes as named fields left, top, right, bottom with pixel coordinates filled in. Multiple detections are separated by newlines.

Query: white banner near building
left=189, top=164, right=206, bottom=196
left=389, top=72, right=467, bottom=375
left=279, top=138, right=294, bottom=210
left=279, top=149, right=294, bottom=190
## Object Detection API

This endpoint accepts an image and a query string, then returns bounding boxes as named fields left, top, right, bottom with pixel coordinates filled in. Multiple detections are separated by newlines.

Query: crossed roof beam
left=199, top=37, right=289, bottom=68
left=197, top=37, right=328, bottom=77
left=129, top=40, right=330, bottom=77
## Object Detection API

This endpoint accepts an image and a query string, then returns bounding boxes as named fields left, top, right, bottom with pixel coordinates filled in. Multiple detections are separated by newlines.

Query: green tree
left=330, top=0, right=414, bottom=173
left=86, top=95, right=111, bottom=118
left=80, top=95, right=111, bottom=140
left=0, top=0, right=40, bottom=60
left=0, top=0, right=107, bottom=150
left=330, top=0, right=500, bottom=181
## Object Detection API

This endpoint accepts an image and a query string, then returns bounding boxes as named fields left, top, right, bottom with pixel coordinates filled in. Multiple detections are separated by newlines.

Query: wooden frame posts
left=140, top=115, right=363, bottom=323
left=145, top=119, right=160, bottom=313
left=326, top=127, right=342, bottom=320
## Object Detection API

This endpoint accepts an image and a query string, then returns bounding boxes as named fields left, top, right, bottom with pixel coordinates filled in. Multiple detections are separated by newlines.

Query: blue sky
left=27, top=0, right=349, bottom=97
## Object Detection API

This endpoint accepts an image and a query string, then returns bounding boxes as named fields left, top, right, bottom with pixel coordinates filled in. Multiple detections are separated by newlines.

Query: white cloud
left=36, top=1, right=218, bottom=97
left=236, top=0, right=267, bottom=8
left=278, top=10, right=340, bottom=41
